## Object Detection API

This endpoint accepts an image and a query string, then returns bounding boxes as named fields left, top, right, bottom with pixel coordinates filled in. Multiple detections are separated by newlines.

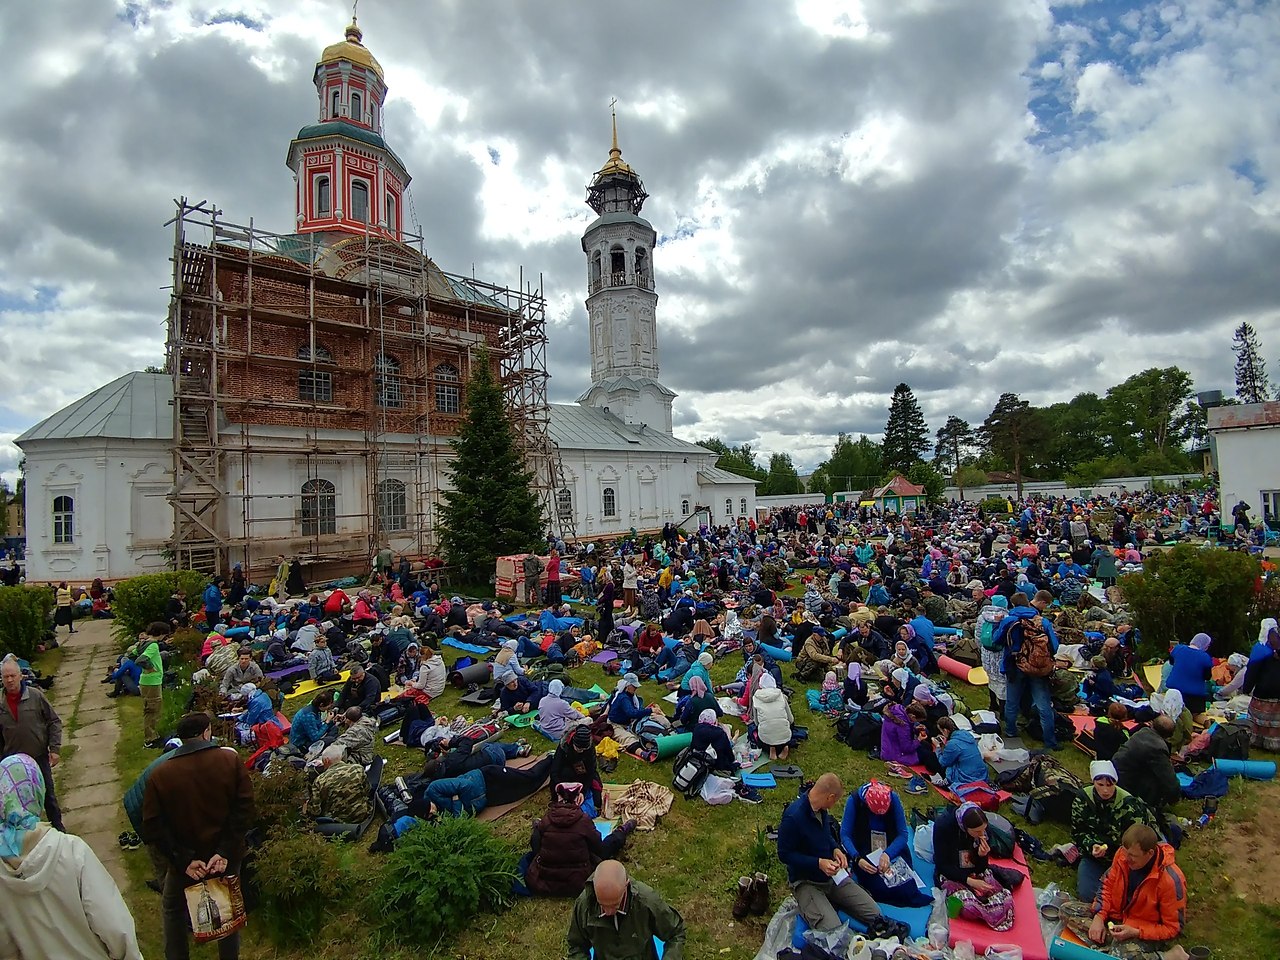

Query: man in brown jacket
left=0, top=654, right=64, bottom=830
left=142, top=712, right=255, bottom=960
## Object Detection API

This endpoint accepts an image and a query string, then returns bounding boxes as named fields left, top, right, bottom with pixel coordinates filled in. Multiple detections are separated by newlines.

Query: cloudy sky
left=2, top=0, right=1279, bottom=485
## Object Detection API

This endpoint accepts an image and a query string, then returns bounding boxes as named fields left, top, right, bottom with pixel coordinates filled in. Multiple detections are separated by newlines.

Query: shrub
left=111, top=571, right=209, bottom=644
left=1120, top=545, right=1262, bottom=658
left=979, top=496, right=1009, bottom=516
left=0, top=586, right=54, bottom=661
left=367, top=815, right=519, bottom=948
left=169, top=626, right=206, bottom=661
left=248, top=765, right=308, bottom=834
left=253, top=825, right=352, bottom=946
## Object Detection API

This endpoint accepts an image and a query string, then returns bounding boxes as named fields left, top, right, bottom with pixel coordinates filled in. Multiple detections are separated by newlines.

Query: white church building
left=13, top=21, right=754, bottom=583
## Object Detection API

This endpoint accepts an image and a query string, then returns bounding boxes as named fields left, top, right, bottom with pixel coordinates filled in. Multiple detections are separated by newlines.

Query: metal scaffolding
left=164, top=197, right=559, bottom=579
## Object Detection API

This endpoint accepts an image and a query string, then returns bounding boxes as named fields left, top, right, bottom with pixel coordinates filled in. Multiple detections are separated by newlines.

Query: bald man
left=777, top=773, right=884, bottom=934
left=566, top=860, right=685, bottom=960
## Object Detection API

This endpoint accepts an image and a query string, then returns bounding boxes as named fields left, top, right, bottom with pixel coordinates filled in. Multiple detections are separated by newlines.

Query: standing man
left=142, top=712, right=255, bottom=960
left=522, top=552, right=543, bottom=607
left=0, top=654, right=65, bottom=831
left=777, top=773, right=888, bottom=936
left=566, top=860, right=685, bottom=960
left=544, top=548, right=562, bottom=607
left=138, top=622, right=167, bottom=749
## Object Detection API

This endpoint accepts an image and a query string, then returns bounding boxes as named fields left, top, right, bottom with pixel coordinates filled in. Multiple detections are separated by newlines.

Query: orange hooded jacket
left=1092, top=841, right=1186, bottom=942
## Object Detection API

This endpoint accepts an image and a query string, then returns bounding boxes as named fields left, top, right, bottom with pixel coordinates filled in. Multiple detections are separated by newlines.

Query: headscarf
left=547, top=679, right=565, bottom=698
left=687, top=675, right=708, bottom=698
left=496, top=668, right=517, bottom=686
left=554, top=781, right=583, bottom=803
left=822, top=671, right=838, bottom=692
left=1189, top=633, right=1212, bottom=652
left=1089, top=760, right=1118, bottom=782
left=1260, top=618, right=1280, bottom=648
left=893, top=640, right=910, bottom=660
left=758, top=673, right=778, bottom=690
left=0, top=754, right=45, bottom=858
left=891, top=668, right=910, bottom=689
left=698, top=708, right=717, bottom=725
left=697, top=651, right=714, bottom=667
left=954, top=801, right=983, bottom=829
left=846, top=661, right=862, bottom=684
left=502, top=639, right=519, bottom=652
left=1151, top=689, right=1185, bottom=720
left=898, top=623, right=916, bottom=641
left=863, top=780, right=892, bottom=816
left=912, top=685, right=937, bottom=706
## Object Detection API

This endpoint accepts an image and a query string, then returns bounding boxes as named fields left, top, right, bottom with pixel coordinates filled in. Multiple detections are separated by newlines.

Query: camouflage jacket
left=1070, top=785, right=1153, bottom=859
left=310, top=760, right=371, bottom=823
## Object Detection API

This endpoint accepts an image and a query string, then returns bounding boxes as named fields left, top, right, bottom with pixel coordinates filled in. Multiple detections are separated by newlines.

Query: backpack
left=1208, top=723, right=1250, bottom=761
left=999, top=754, right=1083, bottom=824
left=948, top=632, right=981, bottom=666
left=835, top=711, right=881, bottom=751
left=1011, top=617, right=1054, bottom=678
left=671, top=745, right=716, bottom=799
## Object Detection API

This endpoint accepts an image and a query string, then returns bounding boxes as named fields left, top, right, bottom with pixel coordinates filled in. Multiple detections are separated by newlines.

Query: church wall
left=20, top=439, right=172, bottom=583
left=556, top=448, right=717, bottom=538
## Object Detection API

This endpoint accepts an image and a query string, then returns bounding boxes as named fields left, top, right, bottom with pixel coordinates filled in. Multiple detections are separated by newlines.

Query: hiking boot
left=732, top=876, right=753, bottom=919
left=749, top=872, right=770, bottom=915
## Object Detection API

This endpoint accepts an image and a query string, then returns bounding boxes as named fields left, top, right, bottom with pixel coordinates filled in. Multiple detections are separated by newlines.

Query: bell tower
left=577, top=109, right=675, bottom=433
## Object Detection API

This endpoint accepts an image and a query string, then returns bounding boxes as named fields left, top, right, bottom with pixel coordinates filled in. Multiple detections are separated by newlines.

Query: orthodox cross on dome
left=586, top=99, right=648, bottom=216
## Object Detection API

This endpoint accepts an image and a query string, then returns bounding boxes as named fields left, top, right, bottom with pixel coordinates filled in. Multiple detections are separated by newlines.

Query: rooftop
left=16, top=372, right=173, bottom=445
left=548, top=403, right=707, bottom=454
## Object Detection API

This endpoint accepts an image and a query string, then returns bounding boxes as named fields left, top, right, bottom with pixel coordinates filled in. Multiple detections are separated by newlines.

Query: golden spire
left=597, top=99, right=635, bottom=177
left=319, top=5, right=384, bottom=82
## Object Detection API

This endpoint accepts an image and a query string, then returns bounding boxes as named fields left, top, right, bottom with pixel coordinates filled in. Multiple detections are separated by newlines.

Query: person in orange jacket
left=1061, top=823, right=1189, bottom=960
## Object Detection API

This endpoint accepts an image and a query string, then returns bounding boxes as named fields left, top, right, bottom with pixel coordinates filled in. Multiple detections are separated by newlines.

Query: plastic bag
left=700, top=774, right=735, bottom=805
left=914, top=822, right=935, bottom=862
left=750, top=896, right=799, bottom=960
left=977, top=733, right=1005, bottom=754
left=802, top=921, right=857, bottom=957
left=984, top=946, right=1024, bottom=960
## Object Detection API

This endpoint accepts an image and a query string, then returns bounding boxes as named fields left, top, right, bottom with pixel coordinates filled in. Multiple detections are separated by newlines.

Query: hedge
left=0, top=586, right=55, bottom=661
left=111, top=570, right=210, bottom=645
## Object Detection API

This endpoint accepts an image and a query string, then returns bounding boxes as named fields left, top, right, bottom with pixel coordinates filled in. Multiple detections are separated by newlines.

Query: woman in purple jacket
left=880, top=702, right=920, bottom=764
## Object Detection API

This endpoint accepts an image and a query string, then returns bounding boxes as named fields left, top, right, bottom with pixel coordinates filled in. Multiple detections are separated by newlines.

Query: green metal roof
left=288, top=120, right=408, bottom=174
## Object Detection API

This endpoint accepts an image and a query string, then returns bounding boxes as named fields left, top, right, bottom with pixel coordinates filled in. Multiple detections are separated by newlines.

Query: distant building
left=862, top=476, right=927, bottom=514
left=1207, top=401, right=1280, bottom=523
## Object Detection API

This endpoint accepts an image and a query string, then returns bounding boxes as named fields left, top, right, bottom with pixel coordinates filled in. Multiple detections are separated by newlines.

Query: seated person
left=777, top=773, right=887, bottom=935
left=653, top=637, right=697, bottom=683
left=933, top=802, right=1024, bottom=931
left=1091, top=703, right=1132, bottom=761
left=1112, top=716, right=1182, bottom=813
left=917, top=716, right=990, bottom=792
left=394, top=642, right=423, bottom=687
left=879, top=703, right=921, bottom=766
left=689, top=709, right=738, bottom=774
left=1148, top=690, right=1193, bottom=753
left=290, top=690, right=336, bottom=752
left=219, top=648, right=264, bottom=696
left=842, top=662, right=868, bottom=707
left=104, top=648, right=142, bottom=698
left=677, top=675, right=720, bottom=730
left=535, top=680, right=582, bottom=742
left=817, top=671, right=844, bottom=711
left=678, top=651, right=714, bottom=693
left=335, top=663, right=383, bottom=714
left=307, top=635, right=341, bottom=684
left=1071, top=760, right=1155, bottom=902
left=751, top=674, right=794, bottom=761
left=911, top=685, right=950, bottom=736
left=525, top=782, right=636, bottom=896
left=323, top=707, right=379, bottom=766
left=305, top=756, right=371, bottom=823
left=237, top=684, right=280, bottom=728
left=840, top=780, right=931, bottom=907
left=418, top=755, right=554, bottom=818
left=1060, top=824, right=1189, bottom=960
left=550, top=727, right=603, bottom=816
left=402, top=643, right=447, bottom=703
left=607, top=673, right=653, bottom=728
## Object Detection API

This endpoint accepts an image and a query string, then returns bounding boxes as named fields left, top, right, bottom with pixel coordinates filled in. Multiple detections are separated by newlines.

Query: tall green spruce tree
left=1232, top=321, right=1271, bottom=403
left=439, top=350, right=544, bottom=581
left=881, top=382, right=929, bottom=474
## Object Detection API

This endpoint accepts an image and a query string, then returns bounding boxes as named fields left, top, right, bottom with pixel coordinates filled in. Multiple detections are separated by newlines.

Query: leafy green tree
left=811, top=433, right=884, bottom=496
left=954, top=464, right=989, bottom=495
left=1103, top=367, right=1194, bottom=456
left=1232, top=321, right=1271, bottom=403
left=980, top=392, right=1043, bottom=499
left=907, top=461, right=945, bottom=501
left=1036, top=393, right=1109, bottom=475
left=696, top=437, right=767, bottom=481
left=882, top=383, right=929, bottom=474
left=760, top=453, right=803, bottom=495
left=439, top=352, right=544, bottom=581
left=933, top=416, right=974, bottom=494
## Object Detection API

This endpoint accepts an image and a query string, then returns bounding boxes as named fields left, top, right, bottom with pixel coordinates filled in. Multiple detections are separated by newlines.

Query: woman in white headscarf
left=750, top=674, right=794, bottom=760
left=1148, top=688, right=1193, bottom=752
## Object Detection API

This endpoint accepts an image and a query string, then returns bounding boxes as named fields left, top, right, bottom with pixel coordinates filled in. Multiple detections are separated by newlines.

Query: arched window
left=52, top=495, right=74, bottom=544
left=350, top=92, right=362, bottom=122
left=300, top=479, right=336, bottom=536
left=385, top=192, right=396, bottom=231
left=590, top=251, right=602, bottom=290
left=377, top=478, right=407, bottom=533
left=634, top=246, right=649, bottom=285
left=297, top=343, right=333, bottom=402
left=433, top=362, right=460, bottom=413
left=609, top=244, right=626, bottom=282
left=375, top=353, right=403, bottom=408
left=330, top=89, right=340, bottom=119
left=725, top=498, right=733, bottom=517
left=741, top=498, right=748, bottom=515
left=556, top=488, right=573, bottom=519
left=351, top=180, right=370, bottom=223
left=602, top=486, right=617, bottom=518
left=681, top=499, right=690, bottom=515
left=315, top=175, right=331, bottom=217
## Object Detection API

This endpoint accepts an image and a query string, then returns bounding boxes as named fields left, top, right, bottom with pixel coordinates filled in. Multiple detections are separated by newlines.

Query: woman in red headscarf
left=838, top=780, right=932, bottom=907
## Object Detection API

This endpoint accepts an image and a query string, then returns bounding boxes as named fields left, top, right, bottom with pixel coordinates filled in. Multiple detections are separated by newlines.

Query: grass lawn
left=110, top=599, right=1280, bottom=960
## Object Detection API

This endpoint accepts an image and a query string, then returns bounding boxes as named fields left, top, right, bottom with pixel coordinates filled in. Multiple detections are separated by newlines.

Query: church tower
left=285, top=18, right=410, bottom=241
left=577, top=112, right=676, bottom=433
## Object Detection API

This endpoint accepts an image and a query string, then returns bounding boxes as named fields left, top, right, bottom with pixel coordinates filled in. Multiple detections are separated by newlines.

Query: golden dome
left=318, top=19, right=384, bottom=82
left=595, top=110, right=636, bottom=178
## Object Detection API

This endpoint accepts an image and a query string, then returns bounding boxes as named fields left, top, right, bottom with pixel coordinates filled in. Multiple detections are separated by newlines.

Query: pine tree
left=882, top=383, right=929, bottom=474
left=980, top=392, right=1042, bottom=500
left=1232, top=321, right=1271, bottom=403
left=438, top=350, right=545, bottom=581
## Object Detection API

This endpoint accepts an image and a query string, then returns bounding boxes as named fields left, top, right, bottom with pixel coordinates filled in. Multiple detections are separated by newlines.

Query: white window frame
left=52, top=495, right=74, bottom=544
left=377, top=478, right=408, bottom=533
left=602, top=486, right=618, bottom=518
left=301, top=479, right=336, bottom=536
left=351, top=178, right=370, bottom=223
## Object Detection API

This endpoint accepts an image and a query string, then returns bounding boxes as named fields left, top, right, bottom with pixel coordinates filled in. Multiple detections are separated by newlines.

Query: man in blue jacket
left=777, top=773, right=883, bottom=933
left=993, top=590, right=1061, bottom=750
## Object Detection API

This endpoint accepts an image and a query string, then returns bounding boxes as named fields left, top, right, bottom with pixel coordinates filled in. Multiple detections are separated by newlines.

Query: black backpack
left=1209, top=723, right=1250, bottom=761
left=835, top=711, right=881, bottom=751
left=671, top=745, right=716, bottom=799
